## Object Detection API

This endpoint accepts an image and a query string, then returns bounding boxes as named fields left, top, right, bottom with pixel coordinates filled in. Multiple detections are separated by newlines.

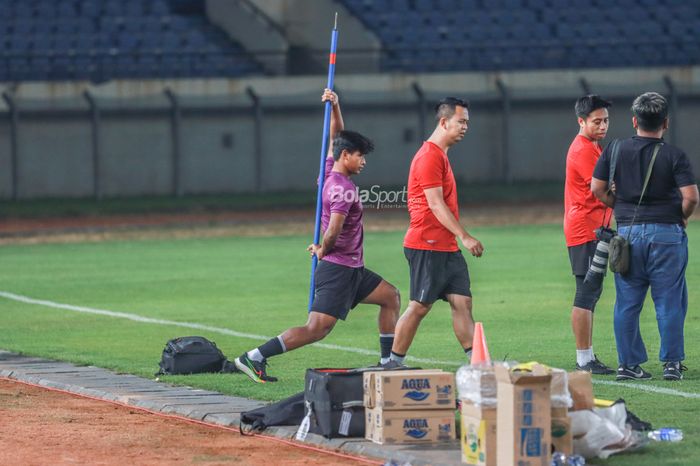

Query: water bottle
left=551, top=452, right=585, bottom=466
left=551, top=452, right=567, bottom=466
left=648, top=428, right=683, bottom=442
left=567, top=455, right=586, bottom=466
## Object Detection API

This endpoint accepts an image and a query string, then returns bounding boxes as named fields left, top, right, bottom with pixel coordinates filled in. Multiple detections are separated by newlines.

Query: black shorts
left=568, top=241, right=603, bottom=311
left=310, top=260, right=383, bottom=320
left=568, top=241, right=598, bottom=276
left=404, top=247, right=471, bottom=304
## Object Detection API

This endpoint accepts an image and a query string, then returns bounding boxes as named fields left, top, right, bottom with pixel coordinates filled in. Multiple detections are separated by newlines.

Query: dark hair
left=332, top=130, right=374, bottom=161
left=435, top=97, right=469, bottom=122
left=631, top=92, right=668, bottom=132
left=574, top=95, right=612, bottom=118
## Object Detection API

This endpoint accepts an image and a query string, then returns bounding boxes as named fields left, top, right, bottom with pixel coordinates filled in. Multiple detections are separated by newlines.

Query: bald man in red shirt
left=385, top=97, right=483, bottom=367
left=564, top=95, right=615, bottom=375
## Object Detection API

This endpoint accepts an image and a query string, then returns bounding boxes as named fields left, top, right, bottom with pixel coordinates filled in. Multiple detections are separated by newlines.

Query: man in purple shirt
left=235, top=90, right=400, bottom=383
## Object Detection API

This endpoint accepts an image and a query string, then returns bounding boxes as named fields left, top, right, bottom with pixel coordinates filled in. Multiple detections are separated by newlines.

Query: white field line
left=0, top=291, right=452, bottom=366
left=2, top=290, right=700, bottom=400
left=591, top=379, right=700, bottom=399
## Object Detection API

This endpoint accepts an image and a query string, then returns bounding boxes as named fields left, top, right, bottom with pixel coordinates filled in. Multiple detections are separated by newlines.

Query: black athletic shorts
left=310, top=260, right=383, bottom=320
left=404, top=247, right=471, bottom=304
left=568, top=241, right=598, bottom=276
left=568, top=241, right=603, bottom=311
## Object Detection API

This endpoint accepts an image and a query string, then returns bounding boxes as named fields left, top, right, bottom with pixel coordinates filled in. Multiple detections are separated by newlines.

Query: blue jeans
left=614, top=223, right=688, bottom=366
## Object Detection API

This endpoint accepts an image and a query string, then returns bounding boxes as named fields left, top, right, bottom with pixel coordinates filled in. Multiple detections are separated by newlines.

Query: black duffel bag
left=299, top=368, right=367, bottom=439
left=156, top=336, right=237, bottom=375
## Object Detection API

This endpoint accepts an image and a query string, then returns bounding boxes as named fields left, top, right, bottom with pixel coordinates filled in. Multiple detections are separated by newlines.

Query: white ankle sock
left=247, top=348, right=264, bottom=362
left=390, top=353, right=405, bottom=364
left=576, top=348, right=593, bottom=366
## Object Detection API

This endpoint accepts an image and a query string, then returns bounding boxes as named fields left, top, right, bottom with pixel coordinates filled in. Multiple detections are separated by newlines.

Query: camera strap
left=600, top=139, right=620, bottom=229
left=625, top=142, right=663, bottom=240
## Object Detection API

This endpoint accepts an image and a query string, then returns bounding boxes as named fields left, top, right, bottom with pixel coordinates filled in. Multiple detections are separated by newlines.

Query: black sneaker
left=663, top=362, right=687, bottom=381
left=616, top=364, right=652, bottom=380
left=381, top=360, right=407, bottom=370
left=234, top=353, right=278, bottom=383
left=576, top=355, right=615, bottom=375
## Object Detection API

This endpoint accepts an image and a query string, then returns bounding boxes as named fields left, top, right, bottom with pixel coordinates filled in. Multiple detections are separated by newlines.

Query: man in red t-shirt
left=563, top=95, right=615, bottom=375
left=385, top=97, right=484, bottom=367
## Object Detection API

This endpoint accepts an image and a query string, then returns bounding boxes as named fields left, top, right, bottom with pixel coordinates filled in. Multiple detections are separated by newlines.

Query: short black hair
left=631, top=92, right=668, bottom=132
left=574, top=95, right=612, bottom=119
left=332, top=130, right=374, bottom=161
left=435, top=97, right=469, bottom=122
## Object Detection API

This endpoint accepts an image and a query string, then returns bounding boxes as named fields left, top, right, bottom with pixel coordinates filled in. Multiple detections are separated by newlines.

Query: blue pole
left=309, top=14, right=338, bottom=311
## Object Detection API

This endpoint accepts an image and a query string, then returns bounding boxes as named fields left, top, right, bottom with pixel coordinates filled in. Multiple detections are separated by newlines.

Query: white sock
left=247, top=348, right=264, bottom=362
left=390, top=352, right=405, bottom=364
left=576, top=348, right=594, bottom=366
left=380, top=357, right=390, bottom=364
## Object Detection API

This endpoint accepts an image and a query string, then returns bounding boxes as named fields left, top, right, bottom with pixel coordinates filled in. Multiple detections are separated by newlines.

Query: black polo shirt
left=593, top=136, right=696, bottom=226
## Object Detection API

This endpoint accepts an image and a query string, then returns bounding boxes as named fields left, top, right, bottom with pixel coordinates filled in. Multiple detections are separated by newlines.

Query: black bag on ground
left=239, top=392, right=306, bottom=434
left=301, top=368, right=367, bottom=439
left=156, top=336, right=236, bottom=375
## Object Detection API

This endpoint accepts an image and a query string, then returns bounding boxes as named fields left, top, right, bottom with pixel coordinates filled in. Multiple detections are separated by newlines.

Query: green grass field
left=1, top=223, right=698, bottom=465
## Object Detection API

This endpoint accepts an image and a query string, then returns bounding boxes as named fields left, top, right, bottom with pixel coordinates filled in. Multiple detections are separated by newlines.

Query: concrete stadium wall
left=17, top=117, right=93, bottom=198
left=180, top=115, right=257, bottom=193
left=2, top=67, right=700, bottom=199
left=100, top=117, right=172, bottom=197
left=0, top=122, right=11, bottom=198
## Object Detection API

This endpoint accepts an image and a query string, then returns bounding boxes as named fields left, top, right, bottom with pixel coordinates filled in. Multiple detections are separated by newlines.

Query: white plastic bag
left=570, top=402, right=648, bottom=459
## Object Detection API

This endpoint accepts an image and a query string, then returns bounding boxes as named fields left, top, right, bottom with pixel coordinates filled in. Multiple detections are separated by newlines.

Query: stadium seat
left=338, top=0, right=700, bottom=72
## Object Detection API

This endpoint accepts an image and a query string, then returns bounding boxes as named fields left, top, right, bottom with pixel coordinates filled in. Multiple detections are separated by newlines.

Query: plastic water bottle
left=567, top=455, right=586, bottom=466
left=648, top=428, right=683, bottom=442
left=551, top=452, right=585, bottom=466
left=551, top=452, right=567, bottom=466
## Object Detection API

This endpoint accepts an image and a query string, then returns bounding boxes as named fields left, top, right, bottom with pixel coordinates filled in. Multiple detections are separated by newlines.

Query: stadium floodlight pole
left=309, top=13, right=338, bottom=311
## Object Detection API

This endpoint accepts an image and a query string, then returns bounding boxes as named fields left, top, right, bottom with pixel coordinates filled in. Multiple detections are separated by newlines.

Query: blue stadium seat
left=151, top=1, right=170, bottom=16
left=79, top=1, right=100, bottom=18
left=53, top=35, right=76, bottom=54
left=36, top=1, right=58, bottom=18
left=9, top=34, right=32, bottom=51
left=14, top=3, right=34, bottom=18
left=57, top=2, right=78, bottom=17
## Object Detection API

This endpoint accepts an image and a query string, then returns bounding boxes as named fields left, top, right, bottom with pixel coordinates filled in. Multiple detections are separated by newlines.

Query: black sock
left=258, top=336, right=285, bottom=359
left=464, top=346, right=472, bottom=354
left=380, top=334, right=395, bottom=360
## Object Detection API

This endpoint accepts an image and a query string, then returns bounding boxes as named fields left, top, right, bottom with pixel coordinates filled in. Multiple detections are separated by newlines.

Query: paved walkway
left=0, top=351, right=462, bottom=465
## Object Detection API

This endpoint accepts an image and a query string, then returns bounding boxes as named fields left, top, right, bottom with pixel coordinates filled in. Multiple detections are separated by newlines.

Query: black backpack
left=156, top=336, right=237, bottom=375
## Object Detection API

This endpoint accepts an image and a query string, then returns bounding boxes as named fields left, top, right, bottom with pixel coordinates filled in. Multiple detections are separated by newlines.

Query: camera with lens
left=583, top=226, right=616, bottom=285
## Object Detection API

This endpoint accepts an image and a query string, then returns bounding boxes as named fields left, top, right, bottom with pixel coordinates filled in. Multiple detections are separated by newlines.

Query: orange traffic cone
left=470, top=322, right=491, bottom=365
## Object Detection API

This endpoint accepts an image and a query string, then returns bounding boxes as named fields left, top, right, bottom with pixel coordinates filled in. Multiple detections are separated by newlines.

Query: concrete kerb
left=0, top=351, right=462, bottom=466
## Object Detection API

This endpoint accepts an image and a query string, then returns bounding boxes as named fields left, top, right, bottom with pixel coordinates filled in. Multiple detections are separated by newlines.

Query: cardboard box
left=459, top=405, right=571, bottom=465
left=363, top=370, right=455, bottom=410
left=495, top=364, right=552, bottom=466
left=551, top=414, right=573, bottom=455
left=365, top=407, right=455, bottom=444
left=460, top=401, right=497, bottom=466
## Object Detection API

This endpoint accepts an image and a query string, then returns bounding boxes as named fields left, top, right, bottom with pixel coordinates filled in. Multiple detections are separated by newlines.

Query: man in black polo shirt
left=592, top=92, right=698, bottom=381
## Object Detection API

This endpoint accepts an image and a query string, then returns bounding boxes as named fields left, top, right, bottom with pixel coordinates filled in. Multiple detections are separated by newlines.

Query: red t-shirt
left=564, top=135, right=608, bottom=247
left=404, top=141, right=459, bottom=252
